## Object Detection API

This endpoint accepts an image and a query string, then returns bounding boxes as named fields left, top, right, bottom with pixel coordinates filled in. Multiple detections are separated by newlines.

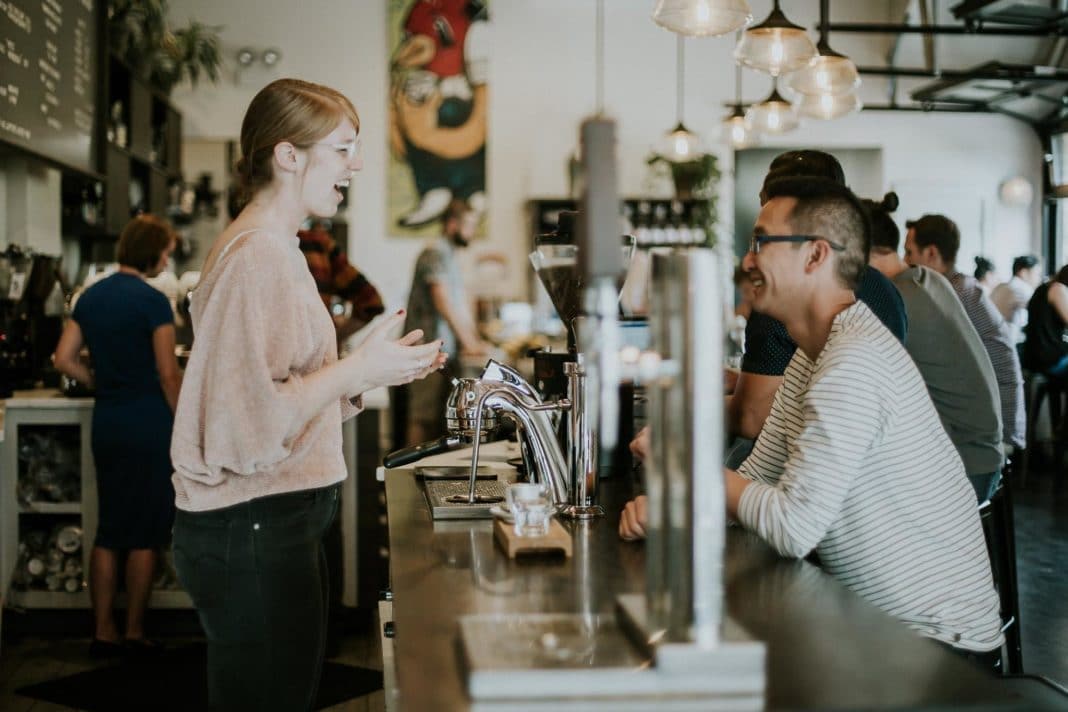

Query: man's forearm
left=723, top=468, right=750, bottom=521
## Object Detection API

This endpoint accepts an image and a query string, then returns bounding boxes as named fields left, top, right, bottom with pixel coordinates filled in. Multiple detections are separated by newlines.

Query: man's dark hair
left=1012, top=254, right=1039, bottom=275
left=441, top=198, right=471, bottom=227
left=760, top=150, right=846, bottom=201
left=906, top=214, right=960, bottom=266
left=763, top=176, right=870, bottom=290
left=861, top=191, right=900, bottom=253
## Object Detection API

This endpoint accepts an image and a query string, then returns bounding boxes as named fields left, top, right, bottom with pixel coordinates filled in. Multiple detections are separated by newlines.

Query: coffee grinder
left=528, top=211, right=642, bottom=481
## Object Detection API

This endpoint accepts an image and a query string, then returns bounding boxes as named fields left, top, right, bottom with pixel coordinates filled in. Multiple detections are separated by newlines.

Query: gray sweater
left=893, top=266, right=1003, bottom=476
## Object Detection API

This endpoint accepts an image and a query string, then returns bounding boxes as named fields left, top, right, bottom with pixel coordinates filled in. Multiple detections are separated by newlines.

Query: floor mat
left=15, top=643, right=383, bottom=711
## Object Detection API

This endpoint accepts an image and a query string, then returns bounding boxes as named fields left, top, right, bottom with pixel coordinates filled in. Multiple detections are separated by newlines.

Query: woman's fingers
left=397, top=328, right=424, bottom=346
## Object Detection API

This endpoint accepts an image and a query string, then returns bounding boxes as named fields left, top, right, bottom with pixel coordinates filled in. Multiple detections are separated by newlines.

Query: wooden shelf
left=18, top=502, right=81, bottom=514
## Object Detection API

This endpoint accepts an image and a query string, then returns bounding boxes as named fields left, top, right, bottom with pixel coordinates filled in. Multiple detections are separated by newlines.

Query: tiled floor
left=2, top=465, right=1065, bottom=710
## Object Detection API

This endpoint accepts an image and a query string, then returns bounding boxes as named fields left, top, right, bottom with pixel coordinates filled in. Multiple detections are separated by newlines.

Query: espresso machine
left=0, top=246, right=64, bottom=397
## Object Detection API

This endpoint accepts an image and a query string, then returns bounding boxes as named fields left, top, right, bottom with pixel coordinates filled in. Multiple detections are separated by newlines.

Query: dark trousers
left=173, top=484, right=340, bottom=712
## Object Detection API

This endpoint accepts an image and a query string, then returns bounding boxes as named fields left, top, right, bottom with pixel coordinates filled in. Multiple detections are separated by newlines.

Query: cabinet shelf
left=18, top=502, right=81, bottom=514
left=7, top=589, right=90, bottom=609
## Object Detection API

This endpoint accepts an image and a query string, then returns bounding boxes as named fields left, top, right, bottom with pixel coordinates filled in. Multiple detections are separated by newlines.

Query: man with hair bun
left=867, top=194, right=1003, bottom=502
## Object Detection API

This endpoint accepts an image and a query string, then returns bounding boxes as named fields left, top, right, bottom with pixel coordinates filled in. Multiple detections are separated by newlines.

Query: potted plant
left=647, top=151, right=721, bottom=245
left=109, top=0, right=222, bottom=95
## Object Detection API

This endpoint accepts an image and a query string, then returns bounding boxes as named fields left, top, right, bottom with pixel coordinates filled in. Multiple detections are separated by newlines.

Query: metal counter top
left=385, top=450, right=1041, bottom=710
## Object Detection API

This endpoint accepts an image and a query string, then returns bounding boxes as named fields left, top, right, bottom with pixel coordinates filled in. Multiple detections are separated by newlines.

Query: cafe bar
left=1, top=1, right=1067, bottom=710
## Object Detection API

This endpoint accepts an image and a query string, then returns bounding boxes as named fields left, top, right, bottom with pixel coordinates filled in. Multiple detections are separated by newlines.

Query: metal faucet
left=446, top=361, right=571, bottom=507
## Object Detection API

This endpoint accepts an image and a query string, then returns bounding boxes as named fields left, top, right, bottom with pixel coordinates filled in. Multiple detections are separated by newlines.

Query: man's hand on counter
left=629, top=426, right=650, bottom=463
left=619, top=495, right=648, bottom=541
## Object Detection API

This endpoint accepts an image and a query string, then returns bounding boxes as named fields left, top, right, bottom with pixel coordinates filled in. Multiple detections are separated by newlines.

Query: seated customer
left=865, top=192, right=1003, bottom=502
left=904, top=215, right=1025, bottom=452
left=1023, top=263, right=1068, bottom=378
left=992, top=255, right=1041, bottom=347
left=727, top=151, right=906, bottom=453
left=622, top=178, right=1003, bottom=668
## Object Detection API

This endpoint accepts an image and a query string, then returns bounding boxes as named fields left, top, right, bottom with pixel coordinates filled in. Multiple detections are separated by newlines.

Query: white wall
left=2, top=158, right=62, bottom=254
left=167, top=0, right=1044, bottom=307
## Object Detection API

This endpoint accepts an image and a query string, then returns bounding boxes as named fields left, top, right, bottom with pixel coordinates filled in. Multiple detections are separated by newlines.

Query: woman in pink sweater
left=170, top=78, right=445, bottom=711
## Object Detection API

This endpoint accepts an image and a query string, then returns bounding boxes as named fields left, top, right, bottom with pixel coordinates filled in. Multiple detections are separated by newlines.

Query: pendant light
left=796, top=90, right=861, bottom=120
left=659, top=36, right=704, bottom=161
left=722, top=59, right=759, bottom=148
left=785, top=1, right=860, bottom=96
left=733, top=0, right=816, bottom=77
left=745, top=82, right=798, bottom=134
left=652, top=0, right=753, bottom=37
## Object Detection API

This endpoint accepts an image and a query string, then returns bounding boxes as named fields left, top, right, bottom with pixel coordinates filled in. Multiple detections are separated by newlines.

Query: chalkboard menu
left=0, top=0, right=99, bottom=175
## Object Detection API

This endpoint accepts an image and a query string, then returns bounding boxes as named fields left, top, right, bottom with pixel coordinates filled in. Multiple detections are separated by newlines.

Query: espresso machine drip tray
left=424, top=480, right=508, bottom=519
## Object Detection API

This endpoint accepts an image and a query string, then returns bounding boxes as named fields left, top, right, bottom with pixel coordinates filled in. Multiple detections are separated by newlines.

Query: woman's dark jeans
left=173, top=484, right=339, bottom=711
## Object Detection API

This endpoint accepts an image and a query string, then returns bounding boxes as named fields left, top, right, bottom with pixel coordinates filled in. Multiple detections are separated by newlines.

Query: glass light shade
left=652, top=0, right=753, bottom=37
left=722, top=108, right=759, bottom=148
left=733, top=3, right=817, bottom=77
left=659, top=122, right=705, bottom=161
left=786, top=53, right=860, bottom=96
left=745, top=90, right=798, bottom=134
left=796, top=90, right=862, bottom=120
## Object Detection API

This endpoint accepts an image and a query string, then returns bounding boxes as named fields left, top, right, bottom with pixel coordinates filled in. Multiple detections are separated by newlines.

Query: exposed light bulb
left=674, top=134, right=691, bottom=157
left=768, top=112, right=780, bottom=130
left=770, top=38, right=784, bottom=64
left=695, top=0, right=711, bottom=23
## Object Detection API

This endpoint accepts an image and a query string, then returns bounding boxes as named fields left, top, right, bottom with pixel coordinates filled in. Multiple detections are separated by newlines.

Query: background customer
left=53, top=214, right=182, bottom=656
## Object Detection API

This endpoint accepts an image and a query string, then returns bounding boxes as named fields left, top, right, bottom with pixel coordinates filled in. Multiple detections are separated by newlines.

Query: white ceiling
left=752, top=0, right=1068, bottom=106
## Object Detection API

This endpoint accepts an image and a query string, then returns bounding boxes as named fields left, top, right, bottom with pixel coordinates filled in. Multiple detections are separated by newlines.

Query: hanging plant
left=109, top=0, right=223, bottom=95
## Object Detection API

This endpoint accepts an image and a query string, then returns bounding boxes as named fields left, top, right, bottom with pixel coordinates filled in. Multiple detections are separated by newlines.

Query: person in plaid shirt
left=297, top=220, right=385, bottom=343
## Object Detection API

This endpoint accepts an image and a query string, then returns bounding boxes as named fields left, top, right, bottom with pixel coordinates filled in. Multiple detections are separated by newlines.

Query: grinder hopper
left=529, top=211, right=634, bottom=350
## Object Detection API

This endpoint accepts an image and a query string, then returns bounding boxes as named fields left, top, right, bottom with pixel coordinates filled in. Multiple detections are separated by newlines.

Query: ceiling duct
left=951, top=0, right=1068, bottom=29
left=910, top=61, right=1068, bottom=124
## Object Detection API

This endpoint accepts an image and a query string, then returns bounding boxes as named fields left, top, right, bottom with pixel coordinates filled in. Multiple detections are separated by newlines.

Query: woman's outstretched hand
left=350, top=311, right=447, bottom=391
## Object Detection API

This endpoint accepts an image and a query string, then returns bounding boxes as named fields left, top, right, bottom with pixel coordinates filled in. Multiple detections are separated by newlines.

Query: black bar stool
left=1021, top=371, right=1068, bottom=483
left=979, top=481, right=1024, bottom=674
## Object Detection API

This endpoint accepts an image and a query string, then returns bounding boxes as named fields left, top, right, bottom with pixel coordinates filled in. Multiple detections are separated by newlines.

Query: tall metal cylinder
left=646, top=249, right=724, bottom=648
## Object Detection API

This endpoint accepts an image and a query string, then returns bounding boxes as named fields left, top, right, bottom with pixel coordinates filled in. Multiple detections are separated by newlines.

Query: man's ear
left=273, top=141, right=300, bottom=174
left=805, top=239, right=833, bottom=274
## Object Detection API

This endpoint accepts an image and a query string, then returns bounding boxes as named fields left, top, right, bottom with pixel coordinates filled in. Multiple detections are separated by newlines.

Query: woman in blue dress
left=54, top=215, right=182, bottom=655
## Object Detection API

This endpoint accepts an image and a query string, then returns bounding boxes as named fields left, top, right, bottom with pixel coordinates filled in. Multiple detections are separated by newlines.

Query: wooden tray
left=493, top=518, right=572, bottom=558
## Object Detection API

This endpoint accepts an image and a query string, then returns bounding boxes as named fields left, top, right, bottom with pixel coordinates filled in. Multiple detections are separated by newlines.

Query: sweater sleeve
left=173, top=240, right=309, bottom=479
left=737, top=341, right=885, bottom=558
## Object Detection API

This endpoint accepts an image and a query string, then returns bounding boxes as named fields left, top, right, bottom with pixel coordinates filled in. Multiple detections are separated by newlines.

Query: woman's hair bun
left=880, top=191, right=899, bottom=213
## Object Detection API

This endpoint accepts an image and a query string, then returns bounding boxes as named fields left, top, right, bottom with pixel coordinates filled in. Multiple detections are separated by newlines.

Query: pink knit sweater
left=171, top=230, right=361, bottom=512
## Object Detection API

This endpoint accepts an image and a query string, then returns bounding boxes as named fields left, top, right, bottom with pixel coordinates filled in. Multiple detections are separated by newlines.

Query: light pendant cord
left=735, top=34, right=743, bottom=106
left=676, top=34, right=685, bottom=124
left=596, top=0, right=605, bottom=115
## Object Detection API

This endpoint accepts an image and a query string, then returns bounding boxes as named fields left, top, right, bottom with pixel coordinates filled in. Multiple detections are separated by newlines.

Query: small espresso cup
left=505, top=482, right=552, bottom=537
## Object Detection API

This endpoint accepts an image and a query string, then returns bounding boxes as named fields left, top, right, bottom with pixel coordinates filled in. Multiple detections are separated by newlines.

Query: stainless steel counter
left=384, top=448, right=1045, bottom=710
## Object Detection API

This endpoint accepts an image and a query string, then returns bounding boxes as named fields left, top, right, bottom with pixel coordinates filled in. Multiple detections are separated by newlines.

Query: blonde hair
left=234, top=78, right=360, bottom=202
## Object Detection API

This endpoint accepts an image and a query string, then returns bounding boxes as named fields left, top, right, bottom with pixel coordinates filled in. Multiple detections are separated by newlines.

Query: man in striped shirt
left=903, top=214, right=1025, bottom=453
left=621, top=177, right=1004, bottom=667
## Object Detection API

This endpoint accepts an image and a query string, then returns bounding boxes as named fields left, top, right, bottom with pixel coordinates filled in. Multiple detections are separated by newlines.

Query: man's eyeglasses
left=312, top=136, right=362, bottom=160
left=749, top=234, right=846, bottom=254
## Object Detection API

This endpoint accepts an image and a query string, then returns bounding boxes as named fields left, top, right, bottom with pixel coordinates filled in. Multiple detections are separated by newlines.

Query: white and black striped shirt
left=738, top=302, right=1004, bottom=651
